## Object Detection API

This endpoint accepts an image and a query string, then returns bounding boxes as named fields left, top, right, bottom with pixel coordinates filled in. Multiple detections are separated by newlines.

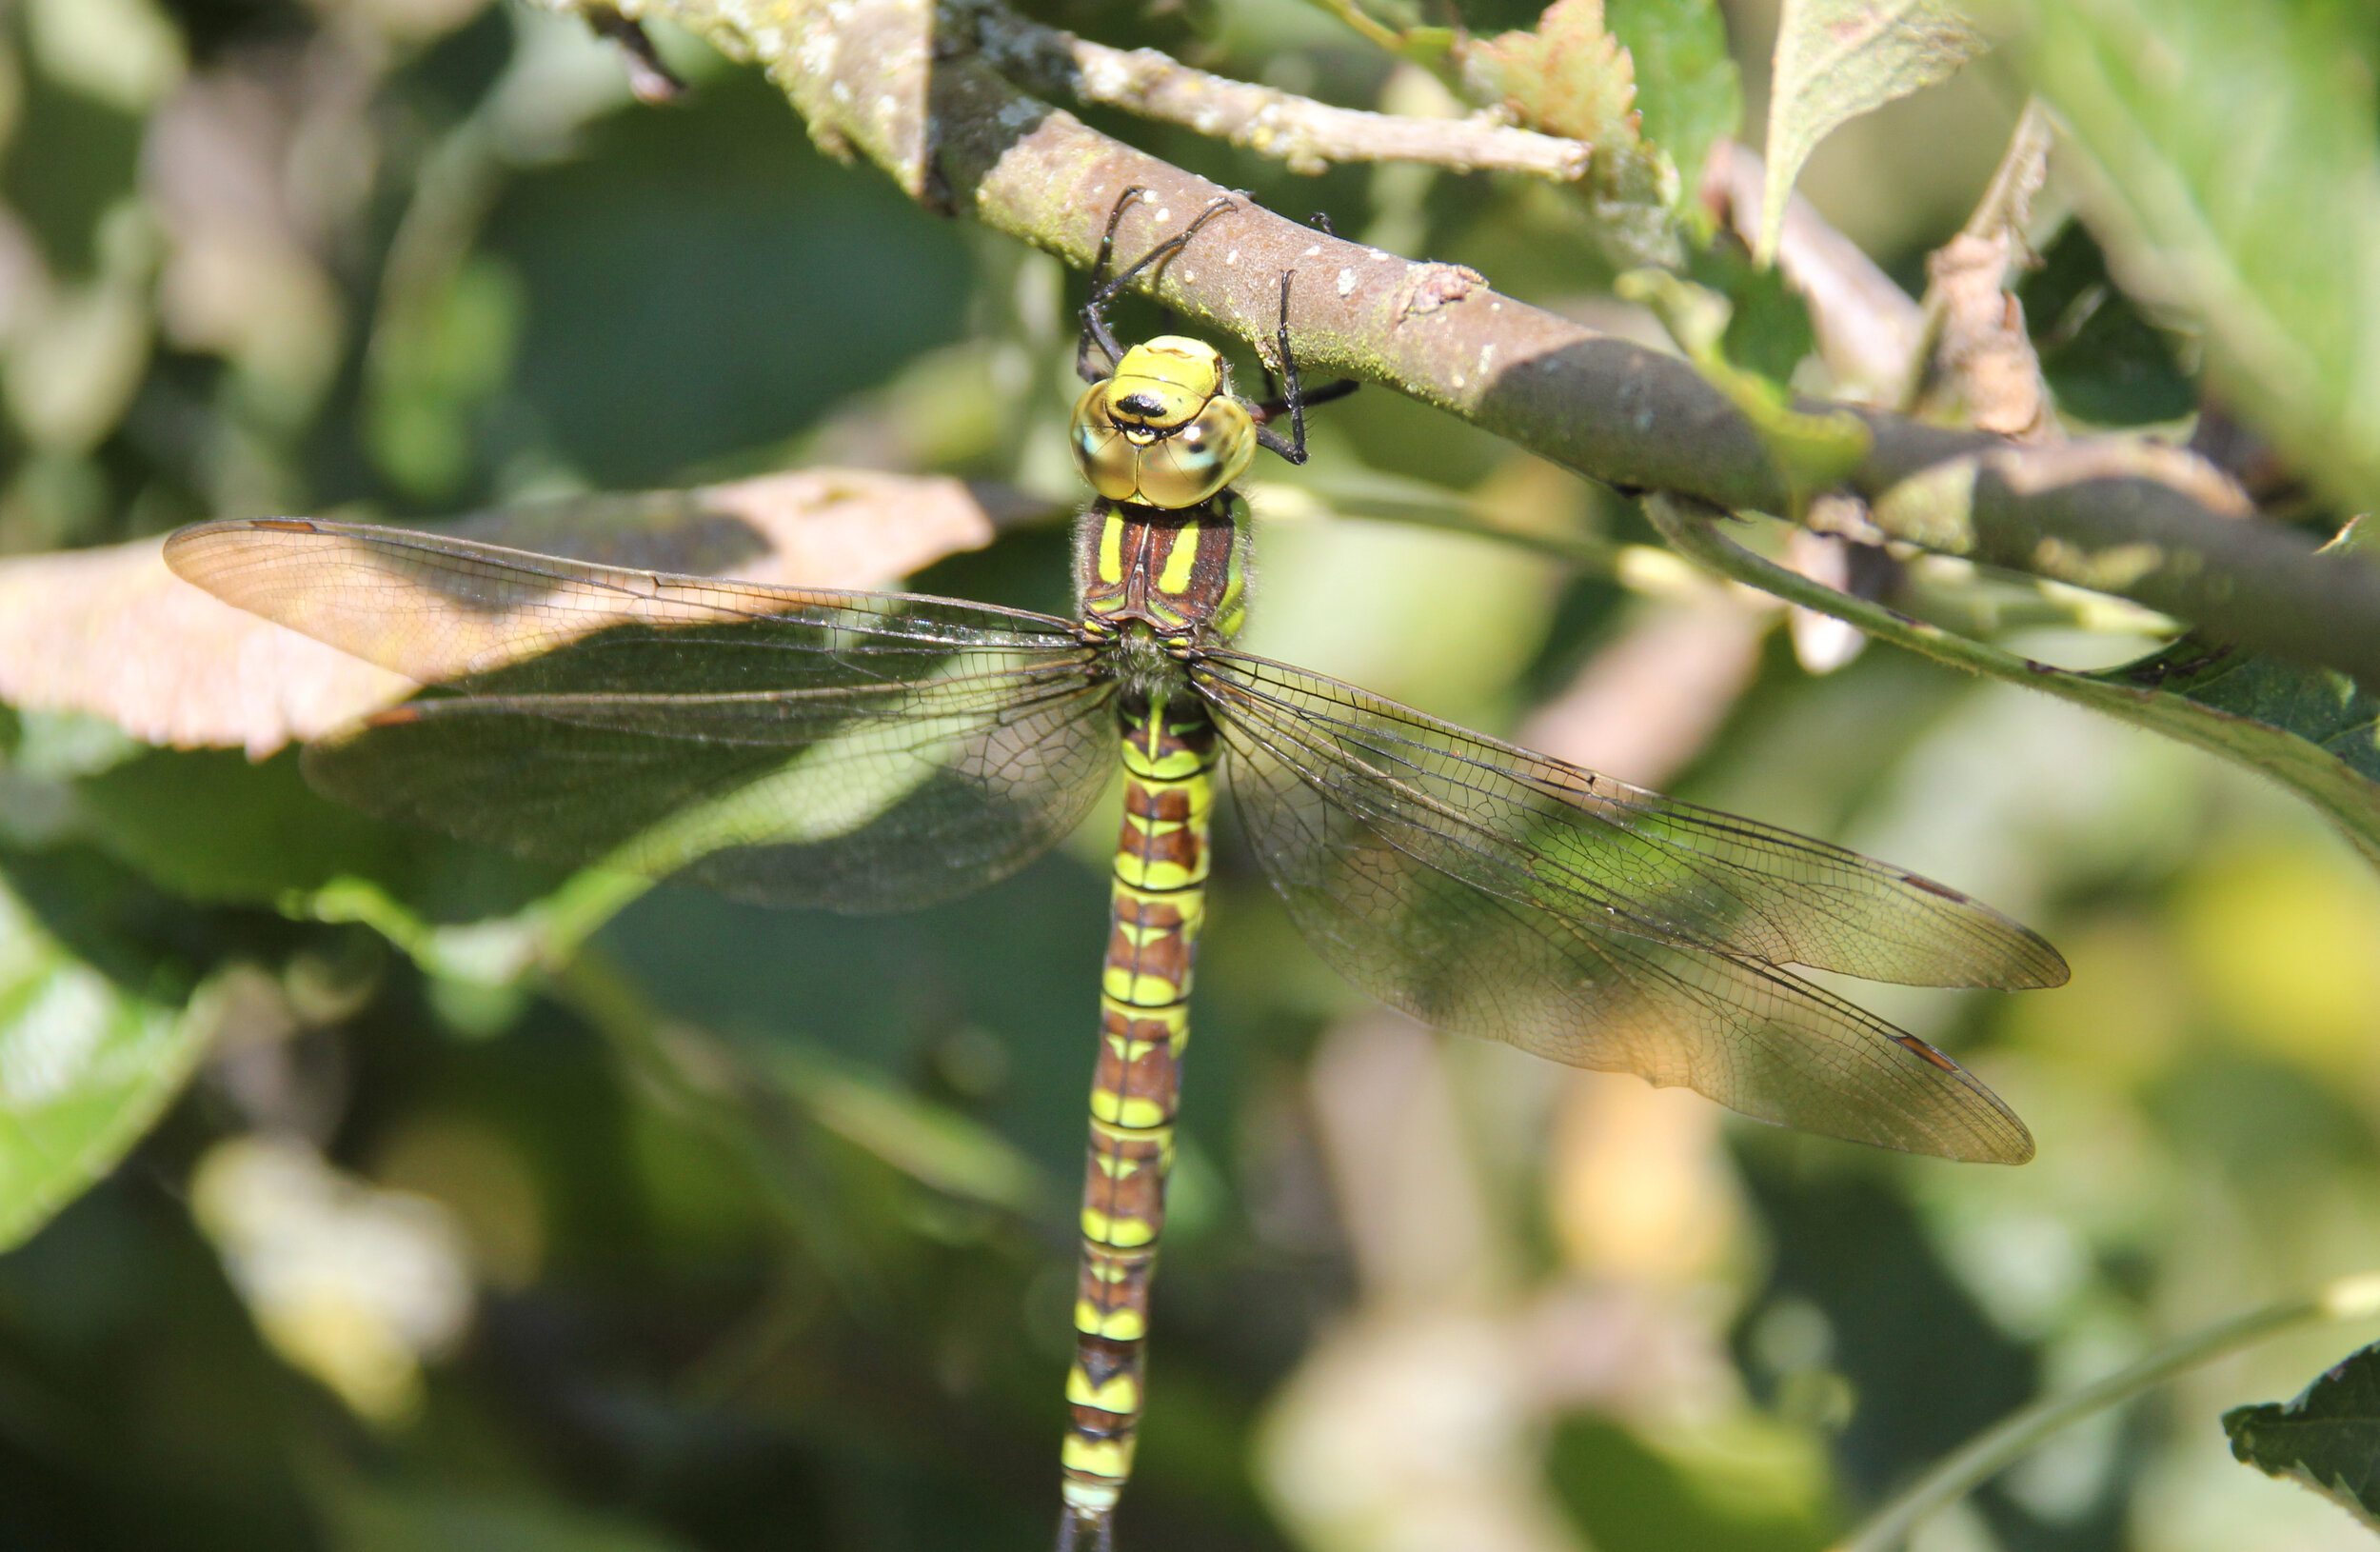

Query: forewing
left=169, top=519, right=1114, bottom=911
left=164, top=517, right=1077, bottom=683
left=1199, top=652, right=2038, bottom=1164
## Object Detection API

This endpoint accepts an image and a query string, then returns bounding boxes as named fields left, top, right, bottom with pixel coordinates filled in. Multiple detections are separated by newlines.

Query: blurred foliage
left=1998, top=0, right=2380, bottom=519
left=0, top=2, right=2375, bottom=1551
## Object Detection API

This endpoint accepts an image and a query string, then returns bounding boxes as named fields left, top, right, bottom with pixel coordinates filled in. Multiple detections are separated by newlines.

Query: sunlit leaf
left=1461, top=0, right=1639, bottom=154
left=2224, top=1342, right=2380, bottom=1530
left=2002, top=0, right=2380, bottom=515
left=1758, top=0, right=1988, bottom=263
left=0, top=871, right=226, bottom=1250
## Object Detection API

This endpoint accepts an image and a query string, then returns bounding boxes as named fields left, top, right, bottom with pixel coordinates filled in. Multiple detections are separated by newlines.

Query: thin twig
left=963, top=0, right=1590, bottom=179
left=531, top=0, right=2380, bottom=686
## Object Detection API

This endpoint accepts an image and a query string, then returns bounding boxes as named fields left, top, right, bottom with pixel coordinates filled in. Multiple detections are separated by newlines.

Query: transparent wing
left=168, top=519, right=1115, bottom=911
left=1198, top=651, right=2052, bottom=1164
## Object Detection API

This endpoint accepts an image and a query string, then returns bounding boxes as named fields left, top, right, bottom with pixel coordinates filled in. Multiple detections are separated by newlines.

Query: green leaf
left=1696, top=239, right=1819, bottom=385
left=0, top=869, right=224, bottom=1250
left=1758, top=0, right=1989, bottom=263
left=366, top=252, right=524, bottom=500
left=290, top=876, right=1042, bottom=1212
left=2002, top=0, right=2380, bottom=516
left=1605, top=0, right=1743, bottom=203
left=75, top=748, right=411, bottom=905
left=2019, top=221, right=2196, bottom=428
left=1304, top=0, right=1457, bottom=65
left=2224, top=1341, right=2380, bottom=1530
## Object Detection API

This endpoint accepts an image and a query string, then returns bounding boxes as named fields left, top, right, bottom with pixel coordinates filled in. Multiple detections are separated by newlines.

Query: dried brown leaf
left=0, top=468, right=1000, bottom=758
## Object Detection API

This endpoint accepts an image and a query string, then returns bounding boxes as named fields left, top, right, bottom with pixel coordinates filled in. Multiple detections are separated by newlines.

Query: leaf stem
left=1639, top=494, right=2380, bottom=867
left=1833, top=1272, right=2380, bottom=1552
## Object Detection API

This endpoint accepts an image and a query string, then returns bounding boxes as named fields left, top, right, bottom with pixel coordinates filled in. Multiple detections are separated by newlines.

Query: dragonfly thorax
left=1071, top=337, right=1256, bottom=508
left=1077, top=499, right=1249, bottom=648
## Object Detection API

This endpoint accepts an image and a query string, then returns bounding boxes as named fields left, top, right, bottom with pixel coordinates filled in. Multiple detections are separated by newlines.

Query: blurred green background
left=1, top=0, right=2377, bottom=1549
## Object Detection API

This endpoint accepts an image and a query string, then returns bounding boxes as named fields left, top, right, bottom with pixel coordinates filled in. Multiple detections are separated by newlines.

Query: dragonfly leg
left=1251, top=269, right=1359, bottom=465
left=1079, top=190, right=1240, bottom=384
left=1078, top=188, right=1146, bottom=384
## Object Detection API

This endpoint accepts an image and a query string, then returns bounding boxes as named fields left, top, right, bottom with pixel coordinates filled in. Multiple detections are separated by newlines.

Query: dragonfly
left=165, top=191, right=2066, bottom=1551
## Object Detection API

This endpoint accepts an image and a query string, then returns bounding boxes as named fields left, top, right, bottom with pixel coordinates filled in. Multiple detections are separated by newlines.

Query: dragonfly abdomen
left=1061, top=695, right=1217, bottom=1540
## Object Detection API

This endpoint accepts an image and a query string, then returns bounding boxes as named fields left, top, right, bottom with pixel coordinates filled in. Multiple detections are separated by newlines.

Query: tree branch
left=556, top=0, right=2380, bottom=686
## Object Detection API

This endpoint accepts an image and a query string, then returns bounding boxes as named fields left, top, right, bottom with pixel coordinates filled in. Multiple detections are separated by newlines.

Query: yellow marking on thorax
left=1216, top=538, right=1248, bottom=638
left=1156, top=525, right=1200, bottom=596
left=1097, top=508, right=1126, bottom=585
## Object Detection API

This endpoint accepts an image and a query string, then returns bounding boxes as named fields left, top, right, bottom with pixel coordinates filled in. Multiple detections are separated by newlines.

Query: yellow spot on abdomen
left=1067, top=1364, right=1143, bottom=1413
left=1076, top=1300, right=1149, bottom=1340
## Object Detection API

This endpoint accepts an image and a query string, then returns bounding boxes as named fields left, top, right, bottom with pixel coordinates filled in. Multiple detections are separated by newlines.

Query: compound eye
left=1070, top=384, right=1142, bottom=502
left=1136, top=422, right=1224, bottom=508
left=1138, top=400, right=1257, bottom=508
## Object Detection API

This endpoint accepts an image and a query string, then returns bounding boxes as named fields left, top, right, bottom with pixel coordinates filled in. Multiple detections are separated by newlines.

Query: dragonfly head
left=1072, top=337, right=1256, bottom=508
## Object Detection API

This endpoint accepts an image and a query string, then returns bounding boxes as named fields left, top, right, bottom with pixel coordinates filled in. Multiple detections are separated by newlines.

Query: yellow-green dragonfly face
left=1069, top=336, right=1257, bottom=508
